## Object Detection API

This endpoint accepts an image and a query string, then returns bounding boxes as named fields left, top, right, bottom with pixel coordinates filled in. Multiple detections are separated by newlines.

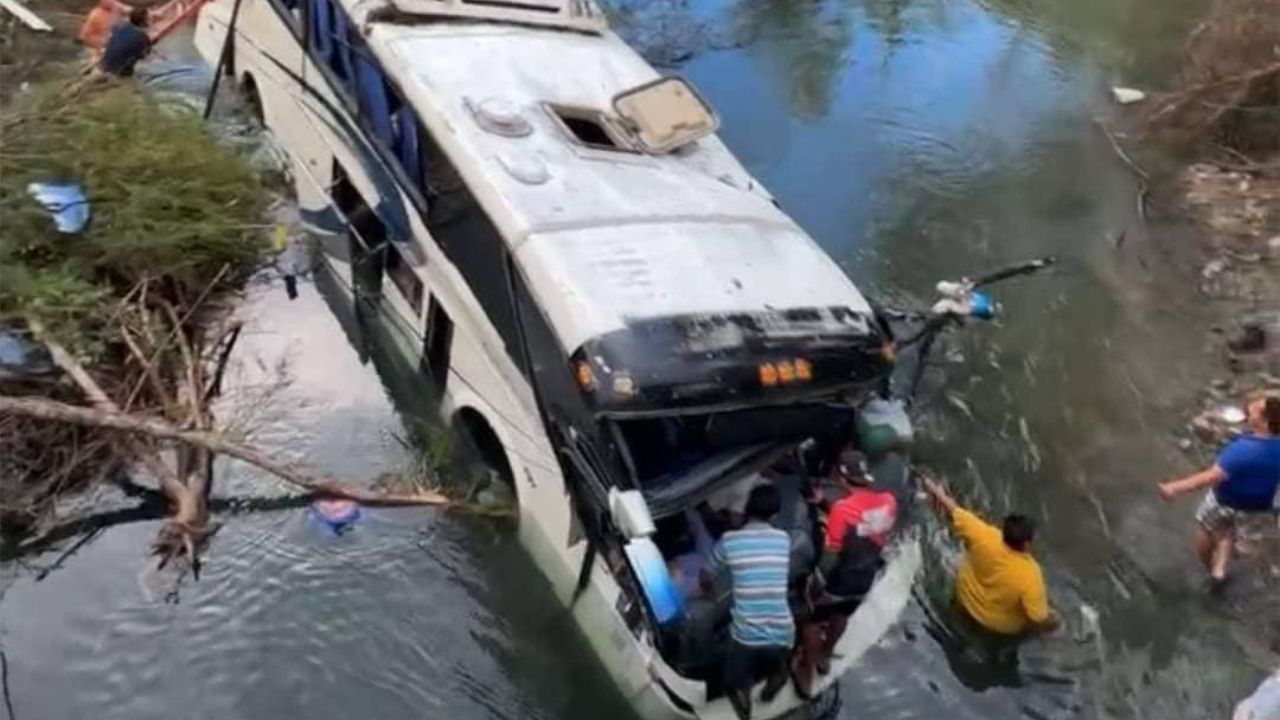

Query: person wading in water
left=920, top=477, right=1060, bottom=683
left=1158, top=392, right=1280, bottom=588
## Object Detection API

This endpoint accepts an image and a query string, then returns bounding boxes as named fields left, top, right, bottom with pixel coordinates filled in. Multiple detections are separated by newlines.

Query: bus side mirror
left=609, top=489, right=655, bottom=538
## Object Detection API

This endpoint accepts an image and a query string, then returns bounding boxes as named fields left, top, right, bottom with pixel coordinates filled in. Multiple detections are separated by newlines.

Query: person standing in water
left=1158, top=393, right=1280, bottom=586
left=921, top=477, right=1060, bottom=637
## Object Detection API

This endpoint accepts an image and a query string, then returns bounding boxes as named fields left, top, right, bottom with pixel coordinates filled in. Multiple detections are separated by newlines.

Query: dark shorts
left=723, top=641, right=788, bottom=691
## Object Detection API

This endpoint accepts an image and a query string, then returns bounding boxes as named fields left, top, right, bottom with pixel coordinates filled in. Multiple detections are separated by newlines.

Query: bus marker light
left=795, top=358, right=813, bottom=381
left=776, top=360, right=796, bottom=384
left=758, top=363, right=778, bottom=386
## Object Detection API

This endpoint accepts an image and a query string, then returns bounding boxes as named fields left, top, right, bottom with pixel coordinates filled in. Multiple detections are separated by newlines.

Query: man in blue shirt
left=98, top=8, right=150, bottom=77
left=1159, top=393, right=1280, bottom=585
left=702, top=484, right=793, bottom=720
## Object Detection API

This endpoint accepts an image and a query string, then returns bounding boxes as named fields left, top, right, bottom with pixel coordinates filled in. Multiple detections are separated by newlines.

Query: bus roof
left=369, top=18, right=875, bottom=351
left=517, top=221, right=872, bottom=351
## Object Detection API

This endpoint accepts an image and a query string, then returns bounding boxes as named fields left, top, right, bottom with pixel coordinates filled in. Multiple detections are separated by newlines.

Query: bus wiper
left=881, top=256, right=1059, bottom=405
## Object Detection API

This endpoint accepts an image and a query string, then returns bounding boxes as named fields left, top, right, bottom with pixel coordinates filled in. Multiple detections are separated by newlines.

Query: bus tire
left=452, top=408, right=515, bottom=500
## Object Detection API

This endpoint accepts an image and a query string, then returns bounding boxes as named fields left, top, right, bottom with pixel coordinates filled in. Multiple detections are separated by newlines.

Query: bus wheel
left=452, top=409, right=515, bottom=508
left=239, top=73, right=264, bottom=125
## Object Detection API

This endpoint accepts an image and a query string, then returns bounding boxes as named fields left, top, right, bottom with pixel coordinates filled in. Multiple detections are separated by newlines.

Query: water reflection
left=731, top=0, right=855, bottom=119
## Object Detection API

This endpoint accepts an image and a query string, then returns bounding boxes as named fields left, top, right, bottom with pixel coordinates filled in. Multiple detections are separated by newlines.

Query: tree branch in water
left=0, top=395, right=453, bottom=508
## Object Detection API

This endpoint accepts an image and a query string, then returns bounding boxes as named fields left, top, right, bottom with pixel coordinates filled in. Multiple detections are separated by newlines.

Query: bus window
left=385, top=243, right=423, bottom=315
left=308, top=0, right=332, bottom=57
left=354, top=50, right=393, bottom=145
left=421, top=295, right=453, bottom=391
left=331, top=10, right=353, bottom=83
left=350, top=32, right=420, bottom=192
left=309, top=0, right=353, bottom=88
left=416, top=121, right=466, bottom=222
left=393, top=107, right=422, bottom=189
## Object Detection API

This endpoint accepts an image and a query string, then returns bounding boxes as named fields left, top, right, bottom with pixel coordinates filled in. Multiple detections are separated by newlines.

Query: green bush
left=0, top=82, right=269, bottom=352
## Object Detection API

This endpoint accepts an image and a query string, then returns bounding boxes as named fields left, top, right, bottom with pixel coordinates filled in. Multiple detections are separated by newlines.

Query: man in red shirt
left=792, top=449, right=898, bottom=695
left=822, top=450, right=898, bottom=559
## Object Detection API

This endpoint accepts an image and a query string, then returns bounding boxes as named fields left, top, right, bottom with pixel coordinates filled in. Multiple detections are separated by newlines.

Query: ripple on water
left=31, top=510, right=540, bottom=720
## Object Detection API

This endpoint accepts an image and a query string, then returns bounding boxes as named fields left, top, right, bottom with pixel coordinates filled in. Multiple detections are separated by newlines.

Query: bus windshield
left=608, top=402, right=861, bottom=518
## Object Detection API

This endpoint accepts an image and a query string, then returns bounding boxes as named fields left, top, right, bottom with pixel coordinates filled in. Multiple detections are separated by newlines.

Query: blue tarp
left=27, top=182, right=90, bottom=234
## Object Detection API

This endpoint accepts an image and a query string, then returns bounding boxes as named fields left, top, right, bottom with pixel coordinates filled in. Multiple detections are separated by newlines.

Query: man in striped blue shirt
left=702, top=484, right=794, bottom=719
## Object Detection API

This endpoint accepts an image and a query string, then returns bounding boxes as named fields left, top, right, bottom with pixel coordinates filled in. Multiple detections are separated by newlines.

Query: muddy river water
left=2, top=0, right=1276, bottom=718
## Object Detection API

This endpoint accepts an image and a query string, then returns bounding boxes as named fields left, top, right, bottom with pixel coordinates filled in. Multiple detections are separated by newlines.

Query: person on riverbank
left=921, top=477, right=1060, bottom=638
left=1158, top=393, right=1280, bottom=587
left=78, top=0, right=131, bottom=55
left=98, top=7, right=151, bottom=77
left=701, top=484, right=793, bottom=720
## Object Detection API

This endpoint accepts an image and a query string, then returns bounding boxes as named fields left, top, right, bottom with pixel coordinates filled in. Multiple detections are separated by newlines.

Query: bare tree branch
left=0, top=395, right=453, bottom=507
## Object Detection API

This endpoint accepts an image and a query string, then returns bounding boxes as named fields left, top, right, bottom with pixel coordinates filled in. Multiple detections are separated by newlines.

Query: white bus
left=193, top=1, right=919, bottom=716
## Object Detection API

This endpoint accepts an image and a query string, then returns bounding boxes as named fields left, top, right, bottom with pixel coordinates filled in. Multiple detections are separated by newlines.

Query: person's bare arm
left=1157, top=465, right=1226, bottom=501
left=921, top=476, right=959, bottom=516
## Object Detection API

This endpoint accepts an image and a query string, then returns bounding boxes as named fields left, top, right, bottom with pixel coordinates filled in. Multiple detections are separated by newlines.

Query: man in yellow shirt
left=922, top=477, right=1060, bottom=636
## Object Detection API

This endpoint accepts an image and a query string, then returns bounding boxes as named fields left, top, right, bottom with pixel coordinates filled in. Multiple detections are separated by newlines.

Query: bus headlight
left=612, top=373, right=636, bottom=397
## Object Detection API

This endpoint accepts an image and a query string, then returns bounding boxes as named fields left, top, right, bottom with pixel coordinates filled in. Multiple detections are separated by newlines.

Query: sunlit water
left=3, top=1, right=1275, bottom=719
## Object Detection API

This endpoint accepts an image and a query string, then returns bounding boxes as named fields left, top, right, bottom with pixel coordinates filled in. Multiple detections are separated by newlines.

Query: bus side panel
left=198, top=3, right=666, bottom=712
left=195, top=0, right=342, bottom=287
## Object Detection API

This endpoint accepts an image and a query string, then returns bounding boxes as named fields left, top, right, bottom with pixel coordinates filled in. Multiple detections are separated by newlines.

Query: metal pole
left=202, top=0, right=247, bottom=120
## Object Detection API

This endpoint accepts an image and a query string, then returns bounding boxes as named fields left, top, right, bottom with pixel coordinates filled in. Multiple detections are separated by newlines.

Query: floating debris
left=310, top=498, right=362, bottom=534
left=1110, top=86, right=1146, bottom=104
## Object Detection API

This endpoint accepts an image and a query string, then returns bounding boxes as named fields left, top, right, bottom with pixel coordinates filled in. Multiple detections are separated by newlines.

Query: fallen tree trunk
left=28, top=320, right=186, bottom=497
left=0, top=394, right=453, bottom=507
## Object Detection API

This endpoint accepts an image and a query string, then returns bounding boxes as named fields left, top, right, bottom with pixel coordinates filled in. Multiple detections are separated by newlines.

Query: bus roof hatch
left=612, top=77, right=719, bottom=155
